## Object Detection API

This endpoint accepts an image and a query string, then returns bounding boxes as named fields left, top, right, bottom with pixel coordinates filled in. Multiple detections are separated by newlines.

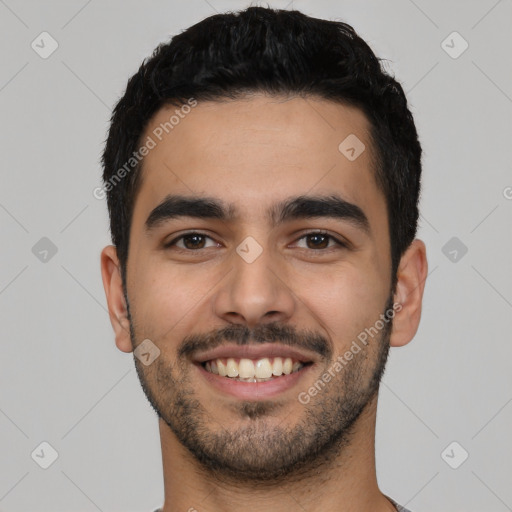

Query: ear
left=389, top=239, right=428, bottom=347
left=100, top=245, right=133, bottom=353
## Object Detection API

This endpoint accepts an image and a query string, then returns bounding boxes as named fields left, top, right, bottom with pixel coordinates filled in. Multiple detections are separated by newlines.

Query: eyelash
left=164, top=231, right=348, bottom=252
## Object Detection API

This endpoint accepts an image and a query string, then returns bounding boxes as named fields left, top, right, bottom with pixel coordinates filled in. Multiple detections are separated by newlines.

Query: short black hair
left=102, top=6, right=422, bottom=291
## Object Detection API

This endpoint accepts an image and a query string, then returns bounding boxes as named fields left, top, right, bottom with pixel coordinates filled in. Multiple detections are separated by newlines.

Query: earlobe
left=389, top=239, right=428, bottom=348
left=100, top=245, right=133, bottom=353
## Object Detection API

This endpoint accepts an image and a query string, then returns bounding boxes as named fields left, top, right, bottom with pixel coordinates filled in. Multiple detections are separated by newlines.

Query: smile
left=196, top=358, right=314, bottom=400
left=203, top=356, right=311, bottom=382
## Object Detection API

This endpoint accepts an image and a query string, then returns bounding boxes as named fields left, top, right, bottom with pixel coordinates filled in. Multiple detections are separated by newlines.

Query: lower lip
left=195, top=362, right=314, bottom=400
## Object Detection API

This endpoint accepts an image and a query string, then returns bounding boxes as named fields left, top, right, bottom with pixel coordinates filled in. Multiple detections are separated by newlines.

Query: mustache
left=178, top=322, right=331, bottom=360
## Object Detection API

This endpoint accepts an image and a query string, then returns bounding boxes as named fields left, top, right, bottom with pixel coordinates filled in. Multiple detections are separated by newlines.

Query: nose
left=212, top=242, right=296, bottom=329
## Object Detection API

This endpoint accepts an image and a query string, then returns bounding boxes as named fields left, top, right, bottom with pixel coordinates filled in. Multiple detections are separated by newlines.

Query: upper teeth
left=204, top=357, right=304, bottom=379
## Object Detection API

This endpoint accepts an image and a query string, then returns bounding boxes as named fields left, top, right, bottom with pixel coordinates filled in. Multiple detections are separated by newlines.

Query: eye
left=164, top=232, right=219, bottom=250
left=293, top=231, right=347, bottom=250
left=163, top=230, right=348, bottom=252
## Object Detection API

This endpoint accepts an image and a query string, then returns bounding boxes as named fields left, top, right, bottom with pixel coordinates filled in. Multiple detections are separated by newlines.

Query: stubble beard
left=127, top=295, right=393, bottom=486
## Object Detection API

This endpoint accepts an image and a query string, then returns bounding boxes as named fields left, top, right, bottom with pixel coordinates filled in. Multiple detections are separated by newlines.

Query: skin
left=101, top=93, right=428, bottom=512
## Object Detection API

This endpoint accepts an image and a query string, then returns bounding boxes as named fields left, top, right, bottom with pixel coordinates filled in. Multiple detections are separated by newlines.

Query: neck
left=158, top=395, right=396, bottom=512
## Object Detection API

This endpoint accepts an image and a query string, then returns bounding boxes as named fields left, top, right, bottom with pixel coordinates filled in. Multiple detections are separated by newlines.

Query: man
left=100, top=6, right=428, bottom=512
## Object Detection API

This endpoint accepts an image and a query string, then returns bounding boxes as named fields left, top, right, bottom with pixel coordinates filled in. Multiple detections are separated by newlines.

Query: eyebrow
left=145, top=194, right=370, bottom=235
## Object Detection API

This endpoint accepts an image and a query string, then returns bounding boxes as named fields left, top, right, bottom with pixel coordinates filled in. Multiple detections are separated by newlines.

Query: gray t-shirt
left=387, top=497, right=413, bottom=512
left=152, top=497, right=412, bottom=511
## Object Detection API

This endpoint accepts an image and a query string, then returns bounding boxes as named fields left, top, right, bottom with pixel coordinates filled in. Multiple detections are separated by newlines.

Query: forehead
left=132, top=94, right=386, bottom=233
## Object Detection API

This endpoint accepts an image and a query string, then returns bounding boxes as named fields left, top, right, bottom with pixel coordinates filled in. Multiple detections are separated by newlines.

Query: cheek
left=129, top=257, right=223, bottom=335
left=297, top=263, right=386, bottom=343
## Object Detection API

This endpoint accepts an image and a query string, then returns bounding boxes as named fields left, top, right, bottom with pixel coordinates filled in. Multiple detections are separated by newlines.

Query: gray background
left=1, top=0, right=511, bottom=511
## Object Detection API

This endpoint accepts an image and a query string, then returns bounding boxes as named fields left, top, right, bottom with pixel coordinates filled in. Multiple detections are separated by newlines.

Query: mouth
left=201, top=356, right=313, bottom=382
left=193, top=345, right=317, bottom=400
left=192, top=343, right=318, bottom=399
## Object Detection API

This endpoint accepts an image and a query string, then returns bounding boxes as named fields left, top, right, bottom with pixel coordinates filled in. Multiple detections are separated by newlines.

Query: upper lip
left=192, top=344, right=318, bottom=364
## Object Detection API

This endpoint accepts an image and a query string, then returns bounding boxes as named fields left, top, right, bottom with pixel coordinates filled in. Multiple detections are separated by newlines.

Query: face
left=122, top=94, right=395, bottom=482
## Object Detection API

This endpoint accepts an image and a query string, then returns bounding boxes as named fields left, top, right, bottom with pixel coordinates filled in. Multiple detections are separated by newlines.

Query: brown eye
left=305, top=233, right=330, bottom=249
left=294, top=231, right=346, bottom=250
left=182, top=234, right=206, bottom=249
left=164, top=232, right=218, bottom=250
